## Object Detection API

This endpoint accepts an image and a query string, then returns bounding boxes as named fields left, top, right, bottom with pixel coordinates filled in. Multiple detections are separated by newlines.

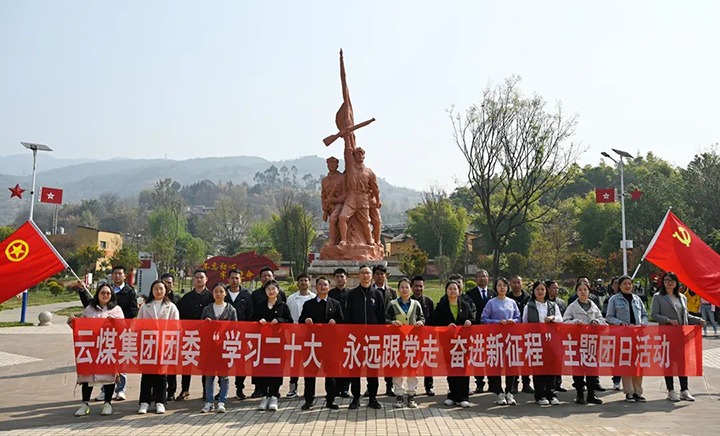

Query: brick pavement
left=0, top=303, right=718, bottom=435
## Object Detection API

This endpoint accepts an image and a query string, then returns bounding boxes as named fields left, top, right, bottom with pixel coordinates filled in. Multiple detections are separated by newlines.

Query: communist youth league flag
left=40, top=187, right=63, bottom=204
left=642, top=210, right=720, bottom=306
left=0, top=221, right=68, bottom=304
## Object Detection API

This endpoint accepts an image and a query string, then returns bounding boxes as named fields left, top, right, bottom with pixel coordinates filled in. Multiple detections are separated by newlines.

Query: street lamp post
left=601, top=148, right=634, bottom=276
left=20, top=141, right=53, bottom=323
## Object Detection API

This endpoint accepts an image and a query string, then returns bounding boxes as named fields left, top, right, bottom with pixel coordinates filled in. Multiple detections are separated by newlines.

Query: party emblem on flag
left=672, top=226, right=691, bottom=248
left=5, top=240, right=29, bottom=262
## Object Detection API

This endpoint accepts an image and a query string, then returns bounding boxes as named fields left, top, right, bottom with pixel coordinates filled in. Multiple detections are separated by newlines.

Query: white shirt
left=213, top=303, right=226, bottom=318
left=523, top=301, right=551, bottom=323
left=228, top=290, right=240, bottom=302
left=287, top=291, right=316, bottom=323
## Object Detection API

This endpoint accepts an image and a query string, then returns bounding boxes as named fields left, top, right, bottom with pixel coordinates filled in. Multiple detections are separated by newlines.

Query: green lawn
left=54, top=306, right=85, bottom=317
left=0, top=290, right=79, bottom=311
left=0, top=321, right=34, bottom=328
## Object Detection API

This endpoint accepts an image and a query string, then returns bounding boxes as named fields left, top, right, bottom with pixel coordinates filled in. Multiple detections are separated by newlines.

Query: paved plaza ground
left=1, top=302, right=719, bottom=435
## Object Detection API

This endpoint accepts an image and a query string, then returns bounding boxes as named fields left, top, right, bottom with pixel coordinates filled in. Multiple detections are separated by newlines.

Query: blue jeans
left=701, top=304, right=718, bottom=334
left=205, top=376, right=229, bottom=403
left=116, top=373, right=127, bottom=392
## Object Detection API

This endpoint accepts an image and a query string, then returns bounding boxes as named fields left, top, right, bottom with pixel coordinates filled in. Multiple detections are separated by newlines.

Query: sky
left=1, top=0, right=718, bottom=191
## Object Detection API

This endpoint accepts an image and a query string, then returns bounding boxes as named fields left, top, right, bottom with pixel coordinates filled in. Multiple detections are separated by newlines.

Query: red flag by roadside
left=595, top=188, right=615, bottom=203
left=40, top=187, right=63, bottom=204
left=0, top=221, right=68, bottom=304
left=643, top=210, right=720, bottom=306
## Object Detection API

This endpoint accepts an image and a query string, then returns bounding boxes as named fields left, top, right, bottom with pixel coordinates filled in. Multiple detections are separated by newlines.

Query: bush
left=465, top=279, right=477, bottom=291
left=47, top=281, right=65, bottom=296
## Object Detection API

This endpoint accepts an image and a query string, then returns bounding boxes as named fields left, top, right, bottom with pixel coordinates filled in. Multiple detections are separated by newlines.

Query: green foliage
left=503, top=252, right=528, bottom=277
left=47, top=280, right=65, bottom=296
left=465, top=280, right=477, bottom=291
left=197, top=186, right=251, bottom=255
left=270, top=203, right=315, bottom=274
left=70, top=245, right=104, bottom=274
left=0, top=225, right=15, bottom=242
left=406, top=190, right=468, bottom=258
left=247, top=221, right=274, bottom=255
left=434, top=255, right=453, bottom=283
left=109, top=247, right=141, bottom=271
left=563, top=252, right=606, bottom=280
left=398, top=248, right=429, bottom=278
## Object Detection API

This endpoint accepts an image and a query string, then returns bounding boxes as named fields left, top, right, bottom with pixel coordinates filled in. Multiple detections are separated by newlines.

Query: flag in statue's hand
left=0, top=221, right=68, bottom=304
left=643, top=210, right=720, bottom=306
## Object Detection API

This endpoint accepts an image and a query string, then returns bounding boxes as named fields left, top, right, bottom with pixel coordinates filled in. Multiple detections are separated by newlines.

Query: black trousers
left=572, top=375, right=599, bottom=393
left=384, top=377, right=393, bottom=389
left=424, top=376, right=434, bottom=389
left=474, top=376, right=487, bottom=390
left=489, top=375, right=517, bottom=394
left=665, top=376, right=688, bottom=391
left=351, top=377, right=378, bottom=400
left=447, top=377, right=470, bottom=403
left=181, top=375, right=206, bottom=395
left=304, top=377, right=337, bottom=403
left=337, top=378, right=351, bottom=393
left=140, top=374, right=167, bottom=404
left=290, top=376, right=299, bottom=385
left=82, top=383, right=114, bottom=403
left=256, top=377, right=282, bottom=397
left=235, top=376, right=246, bottom=393
left=532, top=375, right=556, bottom=401
left=167, top=375, right=177, bottom=396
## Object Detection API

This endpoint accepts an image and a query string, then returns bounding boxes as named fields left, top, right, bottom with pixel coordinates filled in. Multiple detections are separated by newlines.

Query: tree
left=247, top=221, right=274, bottom=255
left=682, top=147, right=720, bottom=236
left=71, top=244, right=105, bottom=274
left=198, top=190, right=251, bottom=256
left=406, top=187, right=468, bottom=258
left=0, top=226, right=15, bottom=242
left=175, top=233, right=207, bottom=271
left=270, top=194, right=315, bottom=274
left=399, top=248, right=429, bottom=278
left=148, top=207, right=182, bottom=272
left=451, top=76, right=582, bottom=277
left=109, top=247, right=141, bottom=272
left=563, top=252, right=606, bottom=280
left=434, top=255, right=453, bottom=283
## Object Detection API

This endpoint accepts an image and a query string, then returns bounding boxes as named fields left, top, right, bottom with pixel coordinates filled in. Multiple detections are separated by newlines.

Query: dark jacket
left=252, top=300, right=291, bottom=323
left=251, top=286, right=287, bottom=306
left=438, top=293, right=477, bottom=321
left=329, top=287, right=349, bottom=319
left=299, top=297, right=344, bottom=324
left=80, top=283, right=138, bottom=319
left=345, top=285, right=385, bottom=325
left=225, top=287, right=254, bottom=321
left=433, top=298, right=473, bottom=326
left=508, top=290, right=531, bottom=314
left=200, top=302, right=238, bottom=321
left=466, top=286, right=497, bottom=323
left=411, top=294, right=435, bottom=325
left=372, top=284, right=398, bottom=308
left=178, top=288, right=213, bottom=320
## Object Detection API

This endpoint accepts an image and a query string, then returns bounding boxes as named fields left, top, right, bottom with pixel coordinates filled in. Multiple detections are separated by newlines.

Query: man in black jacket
left=410, top=275, right=436, bottom=396
left=176, top=269, right=212, bottom=400
left=78, top=265, right=137, bottom=401
left=298, top=277, right=344, bottom=410
left=225, top=269, right=254, bottom=400
left=328, top=268, right=351, bottom=397
left=370, top=264, right=397, bottom=397
left=465, top=269, right=495, bottom=393
left=345, top=265, right=385, bottom=409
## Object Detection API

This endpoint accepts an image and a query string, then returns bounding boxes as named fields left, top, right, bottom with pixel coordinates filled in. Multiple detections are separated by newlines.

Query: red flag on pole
left=0, top=221, right=68, bottom=304
left=642, top=210, right=720, bottom=306
left=595, top=188, right=615, bottom=203
left=40, top=187, right=63, bottom=204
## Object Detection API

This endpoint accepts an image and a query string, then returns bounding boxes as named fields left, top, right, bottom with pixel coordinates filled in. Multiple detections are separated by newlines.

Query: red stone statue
left=320, top=50, right=384, bottom=261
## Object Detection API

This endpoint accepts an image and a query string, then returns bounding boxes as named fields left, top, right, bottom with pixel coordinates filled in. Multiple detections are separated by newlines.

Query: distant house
left=75, top=226, right=123, bottom=271
left=385, top=233, right=417, bottom=258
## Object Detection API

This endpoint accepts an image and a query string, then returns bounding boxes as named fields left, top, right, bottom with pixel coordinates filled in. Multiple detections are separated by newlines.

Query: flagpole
left=19, top=142, right=53, bottom=323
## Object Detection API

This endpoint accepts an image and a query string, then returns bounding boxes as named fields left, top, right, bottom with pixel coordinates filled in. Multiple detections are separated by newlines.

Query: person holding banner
left=136, top=280, right=180, bottom=414
left=69, top=283, right=124, bottom=417
left=606, top=275, right=649, bottom=403
left=650, top=272, right=704, bottom=402
left=563, top=281, right=606, bottom=405
left=177, top=269, right=213, bottom=401
left=481, top=277, right=521, bottom=406
left=522, top=281, right=563, bottom=406
left=225, top=269, right=254, bottom=400
left=434, top=280, right=473, bottom=408
left=253, top=279, right=292, bottom=411
left=286, top=273, right=316, bottom=399
left=200, top=283, right=239, bottom=413
left=386, top=277, right=425, bottom=408
left=299, top=277, right=344, bottom=410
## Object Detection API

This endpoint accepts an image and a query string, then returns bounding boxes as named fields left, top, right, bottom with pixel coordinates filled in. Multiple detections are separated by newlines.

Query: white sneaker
left=201, top=402, right=214, bottom=413
left=138, top=402, right=149, bottom=414
left=101, top=403, right=113, bottom=416
left=505, top=393, right=516, bottom=405
left=216, top=402, right=226, bottom=413
left=537, top=398, right=550, bottom=406
left=667, top=390, right=680, bottom=402
left=268, top=396, right=279, bottom=411
left=95, top=392, right=105, bottom=402
left=258, top=397, right=269, bottom=410
left=114, top=391, right=126, bottom=401
left=75, top=403, right=90, bottom=417
left=550, top=397, right=560, bottom=405
left=156, top=403, right=165, bottom=414
left=393, top=396, right=404, bottom=408
left=459, top=400, right=471, bottom=408
left=443, top=398, right=455, bottom=406
left=495, top=393, right=507, bottom=405
left=680, top=390, right=695, bottom=401
left=613, top=381, right=622, bottom=391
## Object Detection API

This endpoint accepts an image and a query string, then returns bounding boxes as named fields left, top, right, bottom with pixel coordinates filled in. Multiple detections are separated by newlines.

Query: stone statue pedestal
left=319, top=242, right=384, bottom=262
left=308, top=259, right=387, bottom=288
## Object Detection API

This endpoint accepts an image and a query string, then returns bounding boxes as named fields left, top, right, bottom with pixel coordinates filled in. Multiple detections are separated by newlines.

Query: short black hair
left=111, top=265, right=125, bottom=274
left=316, top=276, right=329, bottom=285
left=228, top=269, right=241, bottom=276
left=333, top=268, right=347, bottom=276
left=448, top=273, right=463, bottom=282
left=372, top=265, right=387, bottom=274
left=193, top=269, right=207, bottom=276
left=259, top=267, right=274, bottom=275
left=160, top=272, right=174, bottom=281
left=358, top=265, right=371, bottom=272
left=410, top=275, right=425, bottom=286
left=297, top=273, right=310, bottom=281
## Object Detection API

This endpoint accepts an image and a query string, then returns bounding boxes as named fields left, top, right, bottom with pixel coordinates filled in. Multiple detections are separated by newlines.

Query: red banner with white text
left=73, top=319, right=703, bottom=377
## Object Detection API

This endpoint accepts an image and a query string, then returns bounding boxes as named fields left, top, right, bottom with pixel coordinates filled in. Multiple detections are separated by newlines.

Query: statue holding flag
left=320, top=50, right=384, bottom=261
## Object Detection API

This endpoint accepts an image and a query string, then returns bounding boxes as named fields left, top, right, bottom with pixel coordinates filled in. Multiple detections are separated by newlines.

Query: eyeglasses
left=663, top=278, right=676, bottom=282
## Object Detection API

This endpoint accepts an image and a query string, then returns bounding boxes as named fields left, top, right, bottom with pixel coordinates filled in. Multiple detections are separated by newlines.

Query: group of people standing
left=69, top=265, right=705, bottom=417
